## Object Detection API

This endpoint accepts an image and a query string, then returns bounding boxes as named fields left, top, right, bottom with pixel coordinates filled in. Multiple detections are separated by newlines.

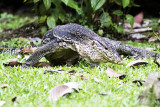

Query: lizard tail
left=0, top=46, right=20, bottom=55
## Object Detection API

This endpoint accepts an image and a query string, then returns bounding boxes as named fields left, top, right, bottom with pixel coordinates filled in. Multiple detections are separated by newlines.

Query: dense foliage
left=25, top=0, right=137, bottom=36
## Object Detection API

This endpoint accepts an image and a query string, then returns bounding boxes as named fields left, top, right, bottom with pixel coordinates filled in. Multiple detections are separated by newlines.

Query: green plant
left=24, top=0, right=137, bottom=36
left=0, top=12, right=37, bottom=31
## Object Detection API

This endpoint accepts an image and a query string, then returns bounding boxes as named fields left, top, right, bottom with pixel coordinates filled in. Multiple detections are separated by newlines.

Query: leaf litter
left=126, top=60, right=148, bottom=67
left=49, top=82, right=80, bottom=101
left=106, top=67, right=125, bottom=79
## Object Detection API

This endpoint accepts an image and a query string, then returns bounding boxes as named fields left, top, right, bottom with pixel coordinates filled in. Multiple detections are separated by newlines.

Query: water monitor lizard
left=1, top=23, right=160, bottom=66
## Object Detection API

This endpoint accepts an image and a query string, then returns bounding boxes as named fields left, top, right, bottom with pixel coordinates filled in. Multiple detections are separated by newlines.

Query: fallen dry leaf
left=3, top=61, right=22, bottom=67
left=0, top=101, right=5, bottom=106
left=124, top=12, right=143, bottom=28
left=49, top=82, right=79, bottom=101
left=64, top=82, right=79, bottom=92
left=148, top=36, right=159, bottom=43
left=126, top=60, right=148, bottom=67
left=106, top=67, right=125, bottom=79
left=99, top=92, right=112, bottom=96
left=33, top=62, right=51, bottom=67
left=132, top=80, right=145, bottom=86
left=49, top=85, right=72, bottom=101
left=18, top=37, right=24, bottom=41
left=0, top=84, right=9, bottom=88
left=142, top=20, right=152, bottom=27
left=12, top=97, right=17, bottom=102
left=134, top=12, right=143, bottom=24
left=80, top=75, right=88, bottom=80
left=44, top=70, right=65, bottom=74
left=68, top=70, right=76, bottom=75
left=18, top=47, right=37, bottom=55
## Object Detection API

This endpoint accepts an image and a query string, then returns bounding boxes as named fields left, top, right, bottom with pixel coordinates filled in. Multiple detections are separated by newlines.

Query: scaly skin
left=25, top=23, right=123, bottom=65
left=1, top=23, right=160, bottom=66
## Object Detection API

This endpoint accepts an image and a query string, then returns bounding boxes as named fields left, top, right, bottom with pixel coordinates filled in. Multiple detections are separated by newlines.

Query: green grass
left=0, top=38, right=160, bottom=107
left=0, top=12, right=38, bottom=31
left=0, top=13, right=160, bottom=107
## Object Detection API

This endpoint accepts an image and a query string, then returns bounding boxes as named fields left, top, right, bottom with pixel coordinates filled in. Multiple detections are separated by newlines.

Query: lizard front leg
left=25, top=40, right=60, bottom=66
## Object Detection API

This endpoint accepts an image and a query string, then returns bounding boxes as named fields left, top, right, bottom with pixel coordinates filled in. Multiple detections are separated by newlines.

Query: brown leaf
left=0, top=84, right=9, bottom=88
left=3, top=61, right=22, bottom=67
left=106, top=67, right=125, bottom=79
left=33, top=62, right=51, bottom=67
left=148, top=36, right=159, bottom=43
left=134, top=12, right=143, bottom=24
left=126, top=60, right=148, bottom=67
left=18, top=47, right=37, bottom=55
left=31, top=47, right=37, bottom=52
left=12, top=97, right=17, bottom=102
left=49, top=85, right=72, bottom=101
left=49, top=82, right=79, bottom=101
left=124, top=23, right=141, bottom=28
left=18, top=37, right=24, bottom=41
left=44, top=70, right=65, bottom=74
left=80, top=75, right=88, bottom=80
left=0, top=101, right=5, bottom=106
left=99, top=92, right=112, bottom=96
left=68, top=70, right=76, bottom=75
left=132, top=80, right=145, bottom=86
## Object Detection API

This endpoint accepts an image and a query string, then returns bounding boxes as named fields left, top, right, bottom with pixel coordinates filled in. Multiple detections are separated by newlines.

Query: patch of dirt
left=0, top=22, right=42, bottom=41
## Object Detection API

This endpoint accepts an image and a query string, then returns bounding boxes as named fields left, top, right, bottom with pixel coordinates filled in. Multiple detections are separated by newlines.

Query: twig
left=124, top=27, right=152, bottom=34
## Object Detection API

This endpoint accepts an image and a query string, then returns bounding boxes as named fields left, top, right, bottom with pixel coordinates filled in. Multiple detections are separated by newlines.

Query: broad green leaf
left=59, top=14, right=65, bottom=22
left=114, top=0, right=122, bottom=6
left=126, top=14, right=134, bottom=28
left=51, top=9, right=59, bottom=21
left=117, top=26, right=124, bottom=33
left=52, top=0, right=61, bottom=6
left=47, top=16, right=56, bottom=28
left=43, top=0, right=51, bottom=10
left=41, top=26, right=47, bottom=35
left=122, top=0, right=130, bottom=8
left=39, top=3, right=47, bottom=15
left=98, top=29, right=104, bottom=36
left=39, top=15, right=47, bottom=23
left=113, top=10, right=123, bottom=16
left=61, top=0, right=69, bottom=4
left=100, top=12, right=112, bottom=27
left=34, top=0, right=39, bottom=3
left=91, top=0, right=106, bottom=12
left=61, top=0, right=82, bottom=14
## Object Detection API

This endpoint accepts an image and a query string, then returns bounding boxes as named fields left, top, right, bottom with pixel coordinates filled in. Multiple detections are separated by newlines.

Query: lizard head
left=88, top=40, right=123, bottom=64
